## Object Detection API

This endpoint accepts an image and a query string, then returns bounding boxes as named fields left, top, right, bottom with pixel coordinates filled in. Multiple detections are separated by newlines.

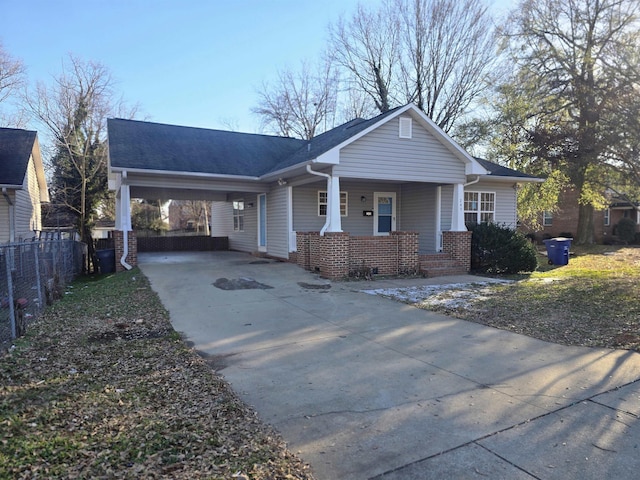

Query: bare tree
left=397, top=0, right=497, bottom=133
left=254, top=58, right=338, bottom=139
left=329, top=1, right=401, bottom=114
left=0, top=41, right=27, bottom=127
left=328, top=0, right=497, bottom=133
left=24, top=55, right=136, bottom=242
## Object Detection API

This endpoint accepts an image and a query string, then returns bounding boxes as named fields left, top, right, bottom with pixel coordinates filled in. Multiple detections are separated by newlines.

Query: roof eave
left=477, top=175, right=545, bottom=183
left=109, top=165, right=261, bottom=181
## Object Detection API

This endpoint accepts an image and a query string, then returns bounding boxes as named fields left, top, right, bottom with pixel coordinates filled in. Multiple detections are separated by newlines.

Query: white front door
left=258, top=193, right=267, bottom=251
left=374, top=192, right=396, bottom=236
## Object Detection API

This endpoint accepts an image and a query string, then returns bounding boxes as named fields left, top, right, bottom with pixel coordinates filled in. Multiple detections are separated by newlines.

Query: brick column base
left=442, top=230, right=472, bottom=272
left=318, top=232, right=349, bottom=280
left=114, top=230, right=138, bottom=272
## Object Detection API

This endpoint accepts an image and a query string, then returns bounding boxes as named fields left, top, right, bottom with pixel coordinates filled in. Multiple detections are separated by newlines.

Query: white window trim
left=543, top=210, right=553, bottom=227
left=232, top=199, right=244, bottom=232
left=464, top=191, right=496, bottom=224
left=604, top=208, right=610, bottom=226
left=318, top=191, right=348, bottom=217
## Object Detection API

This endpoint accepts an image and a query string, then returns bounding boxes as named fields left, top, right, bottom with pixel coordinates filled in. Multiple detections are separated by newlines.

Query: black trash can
left=96, top=248, right=116, bottom=273
left=543, top=237, right=572, bottom=266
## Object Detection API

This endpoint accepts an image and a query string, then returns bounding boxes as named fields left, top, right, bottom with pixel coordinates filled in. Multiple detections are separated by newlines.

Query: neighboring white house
left=0, top=128, right=49, bottom=243
left=107, top=104, right=542, bottom=277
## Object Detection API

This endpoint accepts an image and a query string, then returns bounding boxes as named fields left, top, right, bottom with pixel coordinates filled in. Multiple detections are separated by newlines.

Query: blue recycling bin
left=543, top=237, right=572, bottom=266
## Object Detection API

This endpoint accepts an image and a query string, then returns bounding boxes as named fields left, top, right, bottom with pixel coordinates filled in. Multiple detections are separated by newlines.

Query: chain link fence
left=1, top=239, right=85, bottom=349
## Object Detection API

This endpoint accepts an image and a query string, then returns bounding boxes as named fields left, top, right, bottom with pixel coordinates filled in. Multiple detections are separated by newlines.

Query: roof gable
left=0, top=127, right=38, bottom=186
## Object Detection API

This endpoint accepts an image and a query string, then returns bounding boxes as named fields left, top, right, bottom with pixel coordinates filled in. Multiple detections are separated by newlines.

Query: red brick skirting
left=294, top=231, right=419, bottom=280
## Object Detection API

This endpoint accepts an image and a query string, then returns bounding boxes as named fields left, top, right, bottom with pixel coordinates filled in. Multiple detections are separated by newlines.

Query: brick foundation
left=114, top=230, right=138, bottom=272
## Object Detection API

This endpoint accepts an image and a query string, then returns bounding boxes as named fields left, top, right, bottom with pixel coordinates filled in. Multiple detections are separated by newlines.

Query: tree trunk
left=575, top=202, right=595, bottom=245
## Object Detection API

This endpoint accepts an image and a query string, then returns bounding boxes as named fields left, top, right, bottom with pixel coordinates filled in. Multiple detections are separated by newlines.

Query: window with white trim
left=318, top=191, right=348, bottom=216
left=464, top=191, right=495, bottom=225
left=233, top=200, right=244, bottom=231
left=543, top=211, right=553, bottom=227
left=604, top=208, right=610, bottom=226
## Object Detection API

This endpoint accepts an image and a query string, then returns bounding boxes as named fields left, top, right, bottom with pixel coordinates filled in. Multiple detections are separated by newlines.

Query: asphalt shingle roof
left=108, top=107, right=406, bottom=178
left=108, top=108, right=533, bottom=182
left=107, top=119, right=307, bottom=177
left=0, top=128, right=37, bottom=186
left=474, top=157, right=539, bottom=180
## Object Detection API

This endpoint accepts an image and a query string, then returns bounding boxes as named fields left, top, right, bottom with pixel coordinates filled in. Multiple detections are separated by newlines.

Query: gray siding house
left=0, top=128, right=49, bottom=243
left=107, top=104, right=540, bottom=277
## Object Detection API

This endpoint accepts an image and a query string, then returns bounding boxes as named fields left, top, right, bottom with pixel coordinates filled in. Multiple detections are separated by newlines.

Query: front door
left=258, top=193, right=267, bottom=251
left=374, top=192, right=396, bottom=235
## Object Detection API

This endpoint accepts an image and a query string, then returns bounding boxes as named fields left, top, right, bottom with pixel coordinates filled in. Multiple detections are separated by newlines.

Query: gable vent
left=399, top=117, right=412, bottom=139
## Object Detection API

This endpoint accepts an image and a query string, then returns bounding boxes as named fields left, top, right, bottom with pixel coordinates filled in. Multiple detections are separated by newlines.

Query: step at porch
left=419, top=253, right=467, bottom=278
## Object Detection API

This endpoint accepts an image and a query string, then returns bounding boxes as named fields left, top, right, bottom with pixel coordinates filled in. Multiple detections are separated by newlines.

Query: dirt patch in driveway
left=213, top=277, right=274, bottom=290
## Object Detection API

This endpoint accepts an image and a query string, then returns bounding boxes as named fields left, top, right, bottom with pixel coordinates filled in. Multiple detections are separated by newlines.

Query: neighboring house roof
left=0, top=127, right=49, bottom=201
left=0, top=127, right=37, bottom=186
left=108, top=104, right=536, bottom=182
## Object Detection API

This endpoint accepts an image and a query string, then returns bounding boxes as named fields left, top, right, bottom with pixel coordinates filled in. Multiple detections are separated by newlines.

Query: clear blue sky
left=1, top=0, right=513, bottom=134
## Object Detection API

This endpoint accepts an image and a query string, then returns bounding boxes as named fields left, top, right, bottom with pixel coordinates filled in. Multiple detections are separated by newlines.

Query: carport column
left=451, top=183, right=467, bottom=232
left=114, top=178, right=137, bottom=272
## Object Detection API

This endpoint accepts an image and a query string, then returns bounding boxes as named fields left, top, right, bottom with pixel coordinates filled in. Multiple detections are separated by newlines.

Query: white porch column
left=114, top=195, right=122, bottom=230
left=451, top=183, right=467, bottom=232
left=119, top=182, right=132, bottom=231
left=435, top=185, right=442, bottom=251
left=326, top=175, right=343, bottom=233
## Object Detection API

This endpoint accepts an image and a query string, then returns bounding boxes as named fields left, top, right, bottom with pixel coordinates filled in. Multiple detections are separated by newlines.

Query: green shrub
left=616, top=217, right=637, bottom=244
left=470, top=223, right=538, bottom=274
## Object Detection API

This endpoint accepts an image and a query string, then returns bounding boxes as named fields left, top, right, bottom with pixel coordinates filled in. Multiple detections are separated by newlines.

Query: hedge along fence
left=1, top=239, right=85, bottom=345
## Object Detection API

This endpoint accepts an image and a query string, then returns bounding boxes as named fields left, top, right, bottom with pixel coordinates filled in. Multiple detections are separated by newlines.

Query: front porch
left=293, top=230, right=471, bottom=280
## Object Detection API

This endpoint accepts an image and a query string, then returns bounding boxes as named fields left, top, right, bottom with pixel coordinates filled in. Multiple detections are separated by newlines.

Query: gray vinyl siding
left=13, top=158, right=41, bottom=241
left=227, top=193, right=258, bottom=253
left=467, top=181, right=518, bottom=228
left=210, top=201, right=233, bottom=236
left=0, top=192, right=13, bottom=243
left=292, top=181, right=401, bottom=236
left=335, top=114, right=466, bottom=183
left=440, top=185, right=453, bottom=232
left=399, top=183, right=438, bottom=253
left=266, top=186, right=289, bottom=259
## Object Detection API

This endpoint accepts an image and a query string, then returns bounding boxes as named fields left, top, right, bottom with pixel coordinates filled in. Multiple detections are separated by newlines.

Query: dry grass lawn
left=428, top=245, right=640, bottom=351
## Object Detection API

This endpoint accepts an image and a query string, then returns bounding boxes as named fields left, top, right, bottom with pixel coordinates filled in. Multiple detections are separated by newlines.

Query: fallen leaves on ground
left=0, top=269, right=314, bottom=479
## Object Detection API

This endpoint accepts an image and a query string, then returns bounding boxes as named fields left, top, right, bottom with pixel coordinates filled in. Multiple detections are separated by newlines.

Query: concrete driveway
left=139, top=251, right=640, bottom=479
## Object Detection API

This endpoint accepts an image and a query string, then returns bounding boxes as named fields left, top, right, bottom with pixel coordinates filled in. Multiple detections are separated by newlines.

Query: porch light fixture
left=360, top=195, right=367, bottom=203
left=277, top=178, right=288, bottom=186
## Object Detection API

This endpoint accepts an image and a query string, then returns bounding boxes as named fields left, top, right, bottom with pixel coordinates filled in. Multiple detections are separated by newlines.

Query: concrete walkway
left=139, top=251, right=640, bottom=479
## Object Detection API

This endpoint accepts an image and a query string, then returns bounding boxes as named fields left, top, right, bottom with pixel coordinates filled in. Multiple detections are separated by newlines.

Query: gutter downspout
left=119, top=172, right=132, bottom=270
left=464, top=175, right=481, bottom=187
left=306, top=165, right=332, bottom=236
left=2, top=188, right=15, bottom=243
